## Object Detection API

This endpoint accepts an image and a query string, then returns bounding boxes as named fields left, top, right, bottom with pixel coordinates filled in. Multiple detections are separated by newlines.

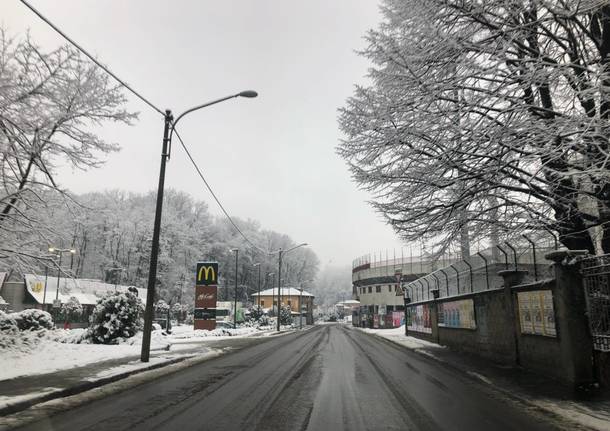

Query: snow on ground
left=356, top=325, right=445, bottom=351
left=533, top=400, right=610, bottom=431
left=0, top=388, right=59, bottom=408
left=84, top=350, right=220, bottom=381
left=0, top=324, right=278, bottom=381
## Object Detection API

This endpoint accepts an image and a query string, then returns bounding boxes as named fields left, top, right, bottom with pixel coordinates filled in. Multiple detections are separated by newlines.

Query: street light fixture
left=270, top=243, right=308, bottom=331
left=47, top=247, right=76, bottom=312
left=140, top=90, right=258, bottom=362
left=42, top=252, right=60, bottom=310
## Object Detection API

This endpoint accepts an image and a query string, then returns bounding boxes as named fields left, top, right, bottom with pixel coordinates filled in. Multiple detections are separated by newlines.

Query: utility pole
left=233, top=249, right=239, bottom=329
left=299, top=286, right=303, bottom=329
left=42, top=263, right=49, bottom=311
left=277, top=248, right=283, bottom=331
left=141, top=110, right=172, bottom=363
left=256, top=263, right=261, bottom=307
left=267, top=272, right=275, bottom=314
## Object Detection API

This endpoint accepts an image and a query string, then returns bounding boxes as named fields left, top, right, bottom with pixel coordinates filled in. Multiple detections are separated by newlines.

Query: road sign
left=52, top=299, right=61, bottom=309
left=196, top=262, right=218, bottom=286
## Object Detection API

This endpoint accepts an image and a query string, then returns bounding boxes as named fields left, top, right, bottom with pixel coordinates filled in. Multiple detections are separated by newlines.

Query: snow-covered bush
left=0, top=311, right=18, bottom=332
left=250, top=305, right=264, bottom=321
left=279, top=305, right=293, bottom=325
left=60, top=296, right=83, bottom=322
left=171, top=302, right=187, bottom=321
left=154, top=299, right=170, bottom=317
left=87, top=291, right=143, bottom=344
left=12, top=309, right=54, bottom=331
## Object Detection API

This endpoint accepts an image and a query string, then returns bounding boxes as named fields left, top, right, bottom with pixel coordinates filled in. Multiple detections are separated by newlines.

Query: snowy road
left=10, top=324, right=567, bottom=431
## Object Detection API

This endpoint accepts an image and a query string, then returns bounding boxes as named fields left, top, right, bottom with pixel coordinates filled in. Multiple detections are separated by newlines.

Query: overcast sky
left=5, top=0, right=407, bottom=267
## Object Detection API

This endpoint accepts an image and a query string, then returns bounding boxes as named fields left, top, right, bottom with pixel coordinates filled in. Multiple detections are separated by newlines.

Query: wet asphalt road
left=12, top=324, right=563, bottom=431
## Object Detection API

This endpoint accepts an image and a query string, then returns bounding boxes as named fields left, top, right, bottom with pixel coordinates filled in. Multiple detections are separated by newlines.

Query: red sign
left=194, top=320, right=216, bottom=330
left=195, top=285, right=217, bottom=308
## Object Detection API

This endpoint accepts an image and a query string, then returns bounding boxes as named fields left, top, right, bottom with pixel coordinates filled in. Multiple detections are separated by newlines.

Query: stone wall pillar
left=545, top=250, right=594, bottom=390
left=498, top=269, right=528, bottom=364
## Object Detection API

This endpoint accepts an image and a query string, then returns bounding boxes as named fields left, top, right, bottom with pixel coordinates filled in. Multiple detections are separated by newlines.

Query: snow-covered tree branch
left=338, top=0, right=610, bottom=254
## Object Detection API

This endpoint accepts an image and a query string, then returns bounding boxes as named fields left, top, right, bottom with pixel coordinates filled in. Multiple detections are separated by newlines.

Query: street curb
left=357, top=329, right=597, bottom=431
left=0, top=329, right=299, bottom=420
left=0, top=355, right=191, bottom=417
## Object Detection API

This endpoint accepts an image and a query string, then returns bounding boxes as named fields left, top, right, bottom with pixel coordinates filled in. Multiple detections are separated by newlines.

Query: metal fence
left=401, top=237, right=558, bottom=302
left=581, top=255, right=610, bottom=352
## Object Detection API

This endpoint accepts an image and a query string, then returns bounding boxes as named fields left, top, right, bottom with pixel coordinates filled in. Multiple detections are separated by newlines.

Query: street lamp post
left=272, top=243, right=307, bottom=331
left=253, top=263, right=261, bottom=307
left=107, top=267, right=124, bottom=292
left=231, top=248, right=239, bottom=329
left=299, top=286, right=303, bottom=329
left=48, top=247, right=76, bottom=303
left=140, top=90, right=258, bottom=362
left=42, top=263, right=48, bottom=310
left=266, top=272, right=275, bottom=315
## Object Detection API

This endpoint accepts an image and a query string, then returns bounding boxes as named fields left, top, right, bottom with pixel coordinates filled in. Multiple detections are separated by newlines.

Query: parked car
left=215, top=321, right=235, bottom=330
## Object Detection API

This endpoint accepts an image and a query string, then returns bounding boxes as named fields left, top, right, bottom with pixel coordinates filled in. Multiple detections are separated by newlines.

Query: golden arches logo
left=197, top=265, right=216, bottom=283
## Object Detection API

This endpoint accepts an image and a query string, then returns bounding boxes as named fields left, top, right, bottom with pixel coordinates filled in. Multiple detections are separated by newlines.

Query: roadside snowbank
left=0, top=324, right=277, bottom=381
left=356, top=325, right=444, bottom=351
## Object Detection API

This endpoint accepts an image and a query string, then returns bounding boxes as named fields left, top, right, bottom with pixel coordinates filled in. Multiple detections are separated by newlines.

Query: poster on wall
left=517, top=290, right=556, bottom=337
left=392, top=311, right=404, bottom=327
left=407, top=305, right=432, bottom=334
left=438, top=299, right=476, bottom=329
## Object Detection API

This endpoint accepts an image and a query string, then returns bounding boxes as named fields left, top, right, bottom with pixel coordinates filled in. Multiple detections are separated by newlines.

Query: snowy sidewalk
left=0, top=325, right=282, bottom=415
left=353, top=325, right=610, bottom=431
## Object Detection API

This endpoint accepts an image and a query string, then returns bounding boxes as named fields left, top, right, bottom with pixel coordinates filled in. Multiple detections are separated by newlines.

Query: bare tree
left=338, top=0, right=610, bottom=254
left=0, top=29, right=136, bottom=265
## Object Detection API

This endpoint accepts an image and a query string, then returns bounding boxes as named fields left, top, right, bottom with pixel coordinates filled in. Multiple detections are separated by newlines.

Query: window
left=388, top=285, right=392, bottom=292
left=376, top=285, right=381, bottom=293
left=368, top=286, right=372, bottom=293
left=261, top=300, right=265, bottom=306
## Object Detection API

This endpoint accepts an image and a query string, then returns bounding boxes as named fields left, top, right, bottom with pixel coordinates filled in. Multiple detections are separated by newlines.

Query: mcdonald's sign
left=196, top=262, right=218, bottom=286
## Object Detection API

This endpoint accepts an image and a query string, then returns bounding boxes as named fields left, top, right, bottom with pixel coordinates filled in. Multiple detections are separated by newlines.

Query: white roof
left=251, top=287, right=314, bottom=297
left=24, top=274, right=147, bottom=306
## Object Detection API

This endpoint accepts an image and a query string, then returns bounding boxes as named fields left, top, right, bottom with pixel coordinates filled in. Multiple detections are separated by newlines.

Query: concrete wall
left=436, top=289, right=516, bottom=363
left=405, top=251, right=599, bottom=390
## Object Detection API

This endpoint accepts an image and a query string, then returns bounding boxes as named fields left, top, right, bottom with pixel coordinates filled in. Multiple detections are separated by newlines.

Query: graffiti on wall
left=517, top=290, right=556, bottom=337
left=438, top=299, right=476, bottom=329
left=407, top=304, right=432, bottom=334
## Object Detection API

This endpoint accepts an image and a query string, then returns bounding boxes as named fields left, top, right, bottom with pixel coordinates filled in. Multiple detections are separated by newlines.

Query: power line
left=173, top=128, right=268, bottom=255
left=19, top=0, right=165, bottom=117
left=20, top=0, right=269, bottom=255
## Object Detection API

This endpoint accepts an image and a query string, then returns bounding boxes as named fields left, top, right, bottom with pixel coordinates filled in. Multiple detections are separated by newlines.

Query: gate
left=581, top=255, right=610, bottom=351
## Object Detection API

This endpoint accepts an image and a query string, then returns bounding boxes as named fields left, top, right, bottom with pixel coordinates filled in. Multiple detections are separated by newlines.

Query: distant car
left=153, top=319, right=167, bottom=329
left=215, top=321, right=235, bottom=330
